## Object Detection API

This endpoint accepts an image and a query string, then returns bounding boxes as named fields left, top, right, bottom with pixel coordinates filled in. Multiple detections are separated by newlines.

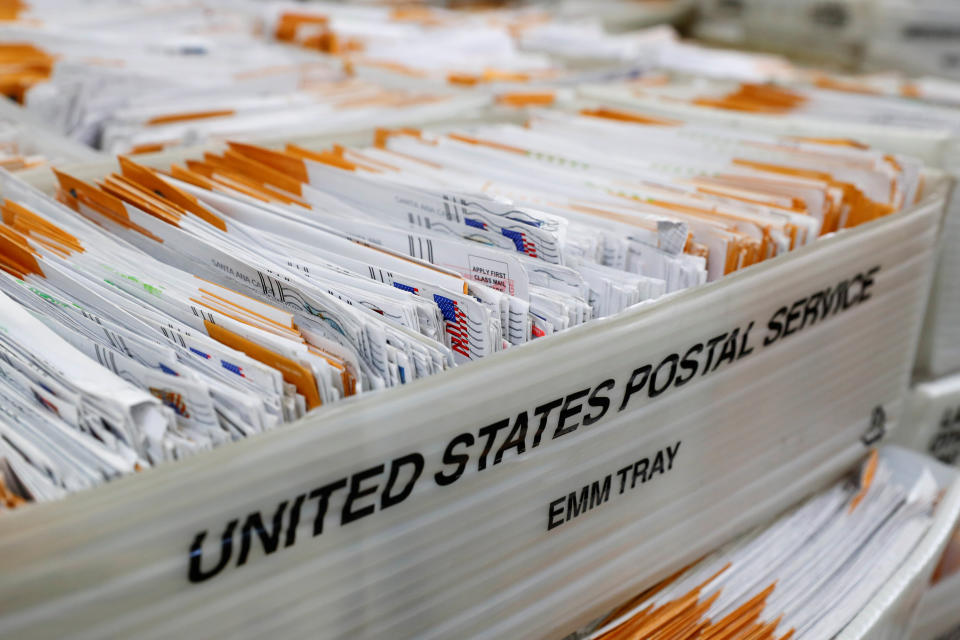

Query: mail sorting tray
left=0, top=163, right=950, bottom=639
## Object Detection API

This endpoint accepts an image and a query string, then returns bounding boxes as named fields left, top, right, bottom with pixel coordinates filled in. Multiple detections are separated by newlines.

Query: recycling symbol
left=861, top=405, right=886, bottom=446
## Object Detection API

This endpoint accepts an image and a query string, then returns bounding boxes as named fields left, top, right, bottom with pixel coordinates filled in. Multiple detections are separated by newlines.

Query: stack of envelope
left=781, top=69, right=960, bottom=108
left=0, top=1, right=491, bottom=154
left=575, top=449, right=958, bottom=640
left=581, top=74, right=960, bottom=377
left=261, top=1, right=657, bottom=109
left=0, top=91, right=925, bottom=506
left=518, top=23, right=798, bottom=84
left=262, top=1, right=689, bottom=72
left=581, top=75, right=960, bottom=132
left=0, top=2, right=720, bottom=155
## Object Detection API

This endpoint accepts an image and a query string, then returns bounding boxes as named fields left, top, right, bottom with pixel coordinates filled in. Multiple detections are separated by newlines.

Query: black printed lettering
left=631, top=458, right=649, bottom=488
left=583, top=379, right=616, bottom=426
left=820, top=286, right=837, bottom=317
left=666, top=441, right=681, bottom=469
left=832, top=281, right=848, bottom=314
left=567, top=486, right=590, bottom=520
left=783, top=298, right=804, bottom=337
left=554, top=388, right=589, bottom=439
left=802, top=294, right=821, bottom=331
left=737, top=322, right=755, bottom=359
left=532, top=398, right=563, bottom=447
left=494, top=412, right=528, bottom=464
left=649, top=451, right=665, bottom=478
left=590, top=475, right=611, bottom=509
left=237, top=502, right=288, bottom=566
left=284, top=494, right=306, bottom=548
left=188, top=520, right=239, bottom=583
left=342, top=465, right=384, bottom=525
left=861, top=266, right=879, bottom=302
left=649, top=354, right=678, bottom=397
left=381, top=453, right=424, bottom=510
left=310, top=478, right=347, bottom=536
left=477, top=419, right=511, bottom=470
left=546, top=440, right=682, bottom=531
left=618, top=365, right=651, bottom=411
left=676, top=343, right=702, bottom=386
left=764, top=307, right=787, bottom=346
left=548, top=498, right=565, bottom=530
left=844, top=275, right=863, bottom=309
left=616, top=465, right=631, bottom=494
left=434, top=432, right=474, bottom=486
left=713, top=329, right=738, bottom=371
left=702, top=332, right=727, bottom=374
